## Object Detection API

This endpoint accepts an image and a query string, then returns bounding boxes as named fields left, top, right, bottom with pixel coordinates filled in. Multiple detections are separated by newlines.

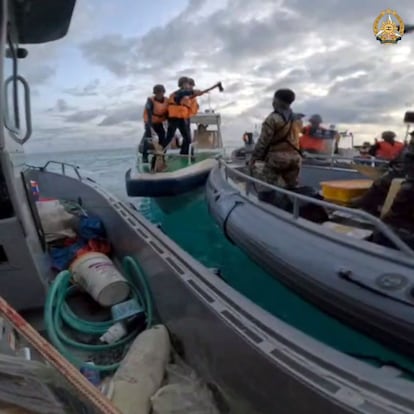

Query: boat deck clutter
left=14, top=188, right=220, bottom=414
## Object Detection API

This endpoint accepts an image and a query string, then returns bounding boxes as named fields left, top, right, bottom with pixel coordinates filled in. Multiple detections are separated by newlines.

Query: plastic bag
left=36, top=200, right=77, bottom=242
left=151, top=356, right=219, bottom=414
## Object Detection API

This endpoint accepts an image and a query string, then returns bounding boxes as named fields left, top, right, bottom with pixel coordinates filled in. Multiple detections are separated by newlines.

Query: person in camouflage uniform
left=353, top=132, right=414, bottom=231
left=249, top=89, right=301, bottom=189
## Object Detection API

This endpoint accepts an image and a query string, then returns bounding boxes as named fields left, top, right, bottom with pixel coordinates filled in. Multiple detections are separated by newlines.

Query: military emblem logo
left=373, top=9, right=404, bottom=44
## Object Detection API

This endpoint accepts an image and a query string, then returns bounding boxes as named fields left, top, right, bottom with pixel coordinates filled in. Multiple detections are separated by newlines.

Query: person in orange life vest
left=185, top=77, right=200, bottom=142
left=368, top=131, right=405, bottom=161
left=188, top=78, right=201, bottom=116
left=300, top=114, right=334, bottom=153
left=142, top=84, right=168, bottom=162
left=165, top=76, right=198, bottom=155
left=143, top=84, right=168, bottom=142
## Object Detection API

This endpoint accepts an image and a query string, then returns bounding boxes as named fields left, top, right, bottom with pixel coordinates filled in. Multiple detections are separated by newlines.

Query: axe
left=194, top=82, right=224, bottom=97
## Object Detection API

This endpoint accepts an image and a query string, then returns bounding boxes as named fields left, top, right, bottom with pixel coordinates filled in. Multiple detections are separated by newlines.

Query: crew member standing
left=164, top=77, right=195, bottom=155
left=142, top=84, right=168, bottom=162
left=250, top=89, right=301, bottom=192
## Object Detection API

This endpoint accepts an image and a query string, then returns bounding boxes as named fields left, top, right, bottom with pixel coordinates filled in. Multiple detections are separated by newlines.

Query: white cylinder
left=70, top=252, right=130, bottom=307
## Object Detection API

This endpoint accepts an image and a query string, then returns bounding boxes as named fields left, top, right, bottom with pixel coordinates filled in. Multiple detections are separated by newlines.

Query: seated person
left=368, top=131, right=404, bottom=160
left=352, top=133, right=414, bottom=233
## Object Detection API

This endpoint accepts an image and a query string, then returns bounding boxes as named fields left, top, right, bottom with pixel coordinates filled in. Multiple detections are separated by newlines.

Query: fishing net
left=0, top=354, right=98, bottom=414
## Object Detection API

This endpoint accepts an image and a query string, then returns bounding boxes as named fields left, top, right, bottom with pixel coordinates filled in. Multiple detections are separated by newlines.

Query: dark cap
left=381, top=130, right=396, bottom=140
left=188, top=78, right=195, bottom=86
left=178, top=76, right=189, bottom=87
left=274, top=89, right=295, bottom=105
left=153, top=84, right=165, bottom=94
left=309, top=114, right=322, bottom=123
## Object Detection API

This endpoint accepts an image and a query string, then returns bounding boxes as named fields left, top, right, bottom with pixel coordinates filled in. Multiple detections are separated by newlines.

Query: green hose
left=44, top=256, right=154, bottom=372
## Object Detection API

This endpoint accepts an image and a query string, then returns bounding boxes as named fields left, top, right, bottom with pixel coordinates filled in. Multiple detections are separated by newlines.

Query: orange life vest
left=375, top=140, right=404, bottom=160
left=143, top=97, right=168, bottom=124
left=189, top=97, right=199, bottom=117
left=299, top=125, right=328, bottom=152
left=167, top=92, right=192, bottom=119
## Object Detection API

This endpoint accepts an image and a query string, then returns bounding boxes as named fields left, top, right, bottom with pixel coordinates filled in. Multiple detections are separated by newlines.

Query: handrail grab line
left=218, top=159, right=414, bottom=257
left=40, top=160, right=82, bottom=180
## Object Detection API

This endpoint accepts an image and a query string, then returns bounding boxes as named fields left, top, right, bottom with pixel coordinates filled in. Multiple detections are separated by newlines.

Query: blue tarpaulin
left=78, top=215, right=106, bottom=240
left=50, top=240, right=87, bottom=270
left=50, top=215, right=107, bottom=270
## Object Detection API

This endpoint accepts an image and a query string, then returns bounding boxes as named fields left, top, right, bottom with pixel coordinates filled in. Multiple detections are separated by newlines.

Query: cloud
left=24, top=65, right=56, bottom=85
left=98, top=104, right=141, bottom=126
left=47, top=99, right=77, bottom=113
left=80, top=34, right=138, bottom=76
left=65, top=109, right=102, bottom=123
left=64, top=79, right=101, bottom=96
left=24, top=0, right=414, bottom=154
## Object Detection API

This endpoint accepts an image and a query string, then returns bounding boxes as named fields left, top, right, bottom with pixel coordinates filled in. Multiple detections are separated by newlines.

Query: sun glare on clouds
left=22, top=0, right=414, bottom=152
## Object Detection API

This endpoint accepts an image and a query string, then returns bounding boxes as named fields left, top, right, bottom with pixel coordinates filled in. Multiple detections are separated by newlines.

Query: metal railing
left=221, top=147, right=390, bottom=169
left=302, top=153, right=389, bottom=168
left=38, top=160, right=82, bottom=180
left=218, top=159, right=414, bottom=257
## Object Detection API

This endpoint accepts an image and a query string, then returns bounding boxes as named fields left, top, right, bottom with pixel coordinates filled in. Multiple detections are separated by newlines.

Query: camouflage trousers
left=261, top=152, right=301, bottom=188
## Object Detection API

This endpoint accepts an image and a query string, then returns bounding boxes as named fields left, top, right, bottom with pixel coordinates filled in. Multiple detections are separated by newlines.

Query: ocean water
left=26, top=147, right=414, bottom=374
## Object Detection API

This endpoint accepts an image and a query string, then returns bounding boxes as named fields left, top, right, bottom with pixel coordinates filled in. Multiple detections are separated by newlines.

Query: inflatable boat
left=230, top=152, right=386, bottom=185
left=4, top=2, right=414, bottom=413
left=126, top=112, right=224, bottom=199
left=206, top=160, right=414, bottom=359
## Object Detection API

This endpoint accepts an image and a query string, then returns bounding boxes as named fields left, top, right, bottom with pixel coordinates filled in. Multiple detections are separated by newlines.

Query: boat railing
left=222, top=146, right=389, bottom=168
left=27, top=160, right=82, bottom=180
left=302, top=153, right=389, bottom=168
left=218, top=159, right=414, bottom=257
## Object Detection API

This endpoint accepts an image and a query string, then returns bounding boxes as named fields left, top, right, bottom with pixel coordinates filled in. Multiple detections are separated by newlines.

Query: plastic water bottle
left=99, top=322, right=128, bottom=344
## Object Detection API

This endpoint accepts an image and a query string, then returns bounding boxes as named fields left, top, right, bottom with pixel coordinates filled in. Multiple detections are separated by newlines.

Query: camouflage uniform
left=251, top=107, right=301, bottom=188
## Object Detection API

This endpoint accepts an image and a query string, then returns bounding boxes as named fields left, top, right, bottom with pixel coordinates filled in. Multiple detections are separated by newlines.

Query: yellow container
left=320, top=179, right=373, bottom=205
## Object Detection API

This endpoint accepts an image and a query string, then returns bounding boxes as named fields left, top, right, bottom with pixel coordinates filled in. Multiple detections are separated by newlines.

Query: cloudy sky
left=19, top=0, right=414, bottom=153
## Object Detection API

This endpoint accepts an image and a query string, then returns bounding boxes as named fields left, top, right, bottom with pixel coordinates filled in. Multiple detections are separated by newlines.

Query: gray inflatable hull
left=3, top=162, right=414, bottom=413
left=206, top=163, right=414, bottom=358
